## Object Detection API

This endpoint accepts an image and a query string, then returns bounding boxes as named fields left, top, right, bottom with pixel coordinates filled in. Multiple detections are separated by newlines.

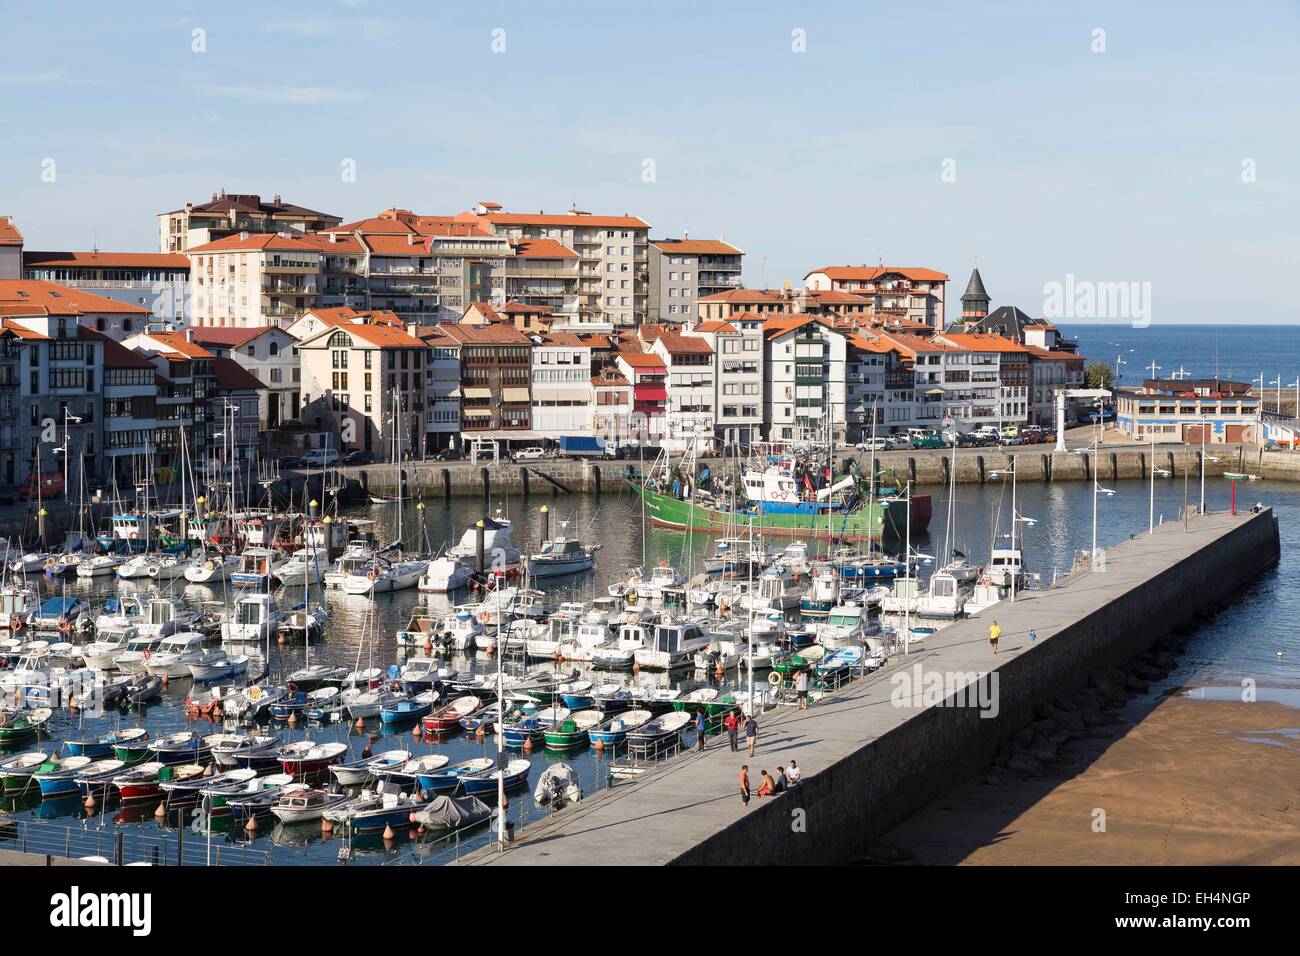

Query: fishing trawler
left=628, top=447, right=930, bottom=543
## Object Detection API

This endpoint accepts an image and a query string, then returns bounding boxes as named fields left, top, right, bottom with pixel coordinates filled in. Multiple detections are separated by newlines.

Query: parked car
left=302, top=448, right=341, bottom=468
left=885, top=434, right=912, bottom=450
left=19, top=471, right=63, bottom=500
left=343, top=451, right=377, bottom=466
left=955, top=432, right=985, bottom=448
left=854, top=438, right=890, bottom=452
left=276, top=454, right=305, bottom=469
left=910, top=431, right=946, bottom=450
left=513, top=447, right=548, bottom=461
left=433, top=448, right=462, bottom=461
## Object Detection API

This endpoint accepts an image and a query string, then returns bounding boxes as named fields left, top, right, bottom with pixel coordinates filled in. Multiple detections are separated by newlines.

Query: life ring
left=249, top=686, right=261, bottom=700
left=129, top=532, right=138, bottom=540
left=477, top=611, right=490, bottom=624
left=8, top=617, right=21, bottom=632
left=768, top=671, right=783, bottom=686
left=142, top=649, right=151, bottom=660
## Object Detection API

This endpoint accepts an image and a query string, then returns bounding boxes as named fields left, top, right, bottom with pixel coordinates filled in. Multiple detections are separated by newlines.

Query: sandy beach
left=881, top=694, right=1300, bottom=865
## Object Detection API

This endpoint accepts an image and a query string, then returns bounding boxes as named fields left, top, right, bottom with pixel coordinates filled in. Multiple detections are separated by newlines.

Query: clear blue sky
left=1, top=0, right=1295, bottom=323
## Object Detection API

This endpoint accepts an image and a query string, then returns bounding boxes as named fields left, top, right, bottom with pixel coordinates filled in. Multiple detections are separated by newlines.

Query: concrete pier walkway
left=456, top=507, right=1279, bottom=866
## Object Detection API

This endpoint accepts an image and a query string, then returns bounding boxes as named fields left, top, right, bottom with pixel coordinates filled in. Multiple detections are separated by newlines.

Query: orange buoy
left=411, top=724, right=420, bottom=738
left=245, top=815, right=258, bottom=832
left=84, top=793, right=95, bottom=810
left=354, top=717, right=365, bottom=732
left=154, top=802, right=166, bottom=818
left=383, top=823, right=394, bottom=840
left=593, top=738, right=604, bottom=751
left=321, top=818, right=333, bottom=832
left=287, top=712, right=297, bottom=726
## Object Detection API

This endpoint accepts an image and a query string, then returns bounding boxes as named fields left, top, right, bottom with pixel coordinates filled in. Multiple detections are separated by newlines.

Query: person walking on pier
left=739, top=765, right=751, bottom=806
left=695, top=710, right=707, bottom=752
left=724, top=709, right=740, bottom=752
left=745, top=714, right=758, bottom=757
left=988, top=620, right=1001, bottom=654
left=795, top=669, right=809, bottom=710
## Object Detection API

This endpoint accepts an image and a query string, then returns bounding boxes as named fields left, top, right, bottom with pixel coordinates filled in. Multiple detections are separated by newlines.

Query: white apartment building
left=416, top=325, right=462, bottom=452
left=683, top=315, right=763, bottom=447
left=188, top=325, right=301, bottom=427
left=530, top=334, right=595, bottom=440
left=645, top=330, right=714, bottom=452
left=188, top=233, right=321, bottom=328
left=648, top=238, right=744, bottom=321
left=23, top=251, right=191, bottom=328
left=763, top=317, right=848, bottom=444
left=803, top=266, right=949, bottom=330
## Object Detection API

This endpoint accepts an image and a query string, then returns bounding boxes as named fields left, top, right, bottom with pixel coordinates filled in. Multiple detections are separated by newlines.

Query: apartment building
left=938, top=333, right=1030, bottom=424
left=188, top=326, right=300, bottom=427
left=297, top=320, right=428, bottom=456
left=21, top=250, right=190, bottom=328
left=591, top=366, right=633, bottom=446
left=429, top=323, right=533, bottom=438
left=210, top=358, right=266, bottom=463
left=616, top=350, right=668, bottom=447
left=648, top=238, right=744, bottom=321
left=641, top=328, right=714, bottom=452
left=96, top=335, right=159, bottom=483
left=160, top=191, right=340, bottom=254
left=1028, top=345, right=1086, bottom=426
left=0, top=306, right=103, bottom=491
left=0, top=218, right=21, bottom=279
left=456, top=203, right=650, bottom=328
left=683, top=315, right=763, bottom=446
left=188, top=233, right=321, bottom=329
left=1117, top=379, right=1260, bottom=444
left=414, top=325, right=462, bottom=453
left=530, top=333, right=594, bottom=441
left=0, top=279, right=152, bottom=341
left=763, top=316, right=849, bottom=444
left=121, top=330, right=217, bottom=474
left=508, top=239, right=580, bottom=323
left=803, top=266, right=949, bottom=330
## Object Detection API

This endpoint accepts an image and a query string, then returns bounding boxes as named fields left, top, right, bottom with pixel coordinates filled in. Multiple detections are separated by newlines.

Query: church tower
left=960, top=268, right=989, bottom=325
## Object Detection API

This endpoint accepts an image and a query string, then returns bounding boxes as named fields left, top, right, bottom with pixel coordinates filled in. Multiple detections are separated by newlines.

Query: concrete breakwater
left=456, top=507, right=1279, bottom=866
left=324, top=444, right=1277, bottom=500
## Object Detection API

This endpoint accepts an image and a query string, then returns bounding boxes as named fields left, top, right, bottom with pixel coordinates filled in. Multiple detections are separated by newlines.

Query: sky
left=1, top=0, right=1296, bottom=324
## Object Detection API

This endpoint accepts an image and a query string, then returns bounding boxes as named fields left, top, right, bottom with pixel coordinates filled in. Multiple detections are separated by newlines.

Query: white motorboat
left=275, top=549, right=325, bottom=588
left=341, top=556, right=426, bottom=595
left=142, top=633, right=208, bottom=677
left=80, top=624, right=139, bottom=671
left=269, top=787, right=349, bottom=824
left=915, top=570, right=967, bottom=619
left=323, top=546, right=377, bottom=590
left=113, top=635, right=166, bottom=675
left=75, top=555, right=122, bottom=578
left=633, top=617, right=711, bottom=670
left=188, top=650, right=250, bottom=682
left=220, top=593, right=285, bottom=643
left=526, top=531, right=599, bottom=579
left=418, top=556, right=472, bottom=593
left=447, top=514, right=521, bottom=571
left=184, top=553, right=241, bottom=584
left=9, top=552, right=51, bottom=575
left=534, top=761, right=582, bottom=806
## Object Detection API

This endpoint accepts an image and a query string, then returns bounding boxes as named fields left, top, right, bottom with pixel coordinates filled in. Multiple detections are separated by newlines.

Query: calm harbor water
left=2, top=471, right=1294, bottom=865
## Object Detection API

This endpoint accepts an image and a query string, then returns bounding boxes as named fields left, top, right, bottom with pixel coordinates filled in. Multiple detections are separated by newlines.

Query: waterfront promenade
left=457, top=507, right=1279, bottom=866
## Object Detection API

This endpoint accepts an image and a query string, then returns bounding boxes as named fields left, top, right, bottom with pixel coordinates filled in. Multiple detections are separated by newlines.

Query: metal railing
left=0, top=817, right=271, bottom=866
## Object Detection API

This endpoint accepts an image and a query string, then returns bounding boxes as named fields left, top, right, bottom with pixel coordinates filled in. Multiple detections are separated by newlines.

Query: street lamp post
left=63, top=408, right=83, bottom=504
left=1148, top=437, right=1171, bottom=534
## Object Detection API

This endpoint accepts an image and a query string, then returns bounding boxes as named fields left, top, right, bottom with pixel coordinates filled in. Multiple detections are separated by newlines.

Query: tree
left=1084, top=361, right=1115, bottom=390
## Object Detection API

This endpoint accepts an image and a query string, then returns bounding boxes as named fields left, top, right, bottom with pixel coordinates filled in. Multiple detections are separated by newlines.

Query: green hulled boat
left=0, top=708, right=51, bottom=748
left=112, top=739, right=153, bottom=765
left=628, top=479, right=931, bottom=543
left=772, top=644, right=826, bottom=677
left=543, top=711, right=602, bottom=749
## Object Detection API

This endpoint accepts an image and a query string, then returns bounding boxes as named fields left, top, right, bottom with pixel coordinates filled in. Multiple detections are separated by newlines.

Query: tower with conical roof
left=960, top=268, right=989, bottom=325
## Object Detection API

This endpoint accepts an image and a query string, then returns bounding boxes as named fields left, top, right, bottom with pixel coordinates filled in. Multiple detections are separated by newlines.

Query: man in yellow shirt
left=988, top=621, right=1001, bottom=653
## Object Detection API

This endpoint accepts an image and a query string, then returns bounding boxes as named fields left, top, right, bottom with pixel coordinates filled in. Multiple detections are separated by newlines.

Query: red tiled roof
left=187, top=233, right=319, bottom=254
left=937, top=332, right=1032, bottom=353
left=212, top=356, right=266, bottom=391
left=0, top=217, right=23, bottom=246
left=433, top=323, right=532, bottom=346
left=167, top=193, right=336, bottom=220
left=0, top=279, right=149, bottom=314
left=694, top=320, right=739, bottom=334
left=618, top=351, right=667, bottom=369
left=512, top=238, right=577, bottom=259
left=188, top=325, right=281, bottom=348
left=807, top=265, right=949, bottom=283
left=90, top=332, right=156, bottom=369
left=139, top=331, right=217, bottom=360
left=480, top=210, right=650, bottom=229
left=24, top=250, right=189, bottom=270
left=651, top=238, right=743, bottom=256
left=697, top=289, right=783, bottom=304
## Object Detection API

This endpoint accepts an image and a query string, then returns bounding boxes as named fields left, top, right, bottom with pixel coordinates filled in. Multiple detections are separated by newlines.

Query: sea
left=1062, top=323, right=1300, bottom=395
left=0, top=322, right=1295, bottom=866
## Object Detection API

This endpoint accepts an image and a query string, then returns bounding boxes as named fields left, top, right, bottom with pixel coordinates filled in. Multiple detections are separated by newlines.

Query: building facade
left=159, top=191, right=340, bottom=254
left=648, top=238, right=744, bottom=321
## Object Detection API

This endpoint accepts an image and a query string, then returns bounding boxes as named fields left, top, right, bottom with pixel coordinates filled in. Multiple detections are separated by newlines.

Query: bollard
left=521, top=467, right=530, bottom=497
left=481, top=468, right=491, bottom=512
left=592, top=465, right=602, bottom=497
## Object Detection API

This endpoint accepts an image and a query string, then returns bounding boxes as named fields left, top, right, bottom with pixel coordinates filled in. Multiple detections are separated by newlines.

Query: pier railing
left=0, top=817, right=271, bottom=866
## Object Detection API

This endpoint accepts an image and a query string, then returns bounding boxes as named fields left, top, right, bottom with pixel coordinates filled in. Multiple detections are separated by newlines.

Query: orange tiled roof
left=807, top=265, right=949, bottom=283
left=937, top=332, right=1031, bottom=353
left=480, top=210, right=650, bottom=229
left=433, top=323, right=532, bottom=346
left=0, top=279, right=149, bottom=314
left=697, top=289, right=783, bottom=304
left=694, top=320, right=739, bottom=334
left=187, top=233, right=319, bottom=254
left=651, top=238, right=743, bottom=256
left=24, top=250, right=189, bottom=270
left=618, top=351, right=667, bottom=368
left=0, top=217, right=23, bottom=246
left=141, top=331, right=217, bottom=360
left=511, top=238, right=577, bottom=259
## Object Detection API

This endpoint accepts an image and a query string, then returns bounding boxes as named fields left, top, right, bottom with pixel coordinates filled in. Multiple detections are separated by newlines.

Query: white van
left=302, top=448, right=340, bottom=467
